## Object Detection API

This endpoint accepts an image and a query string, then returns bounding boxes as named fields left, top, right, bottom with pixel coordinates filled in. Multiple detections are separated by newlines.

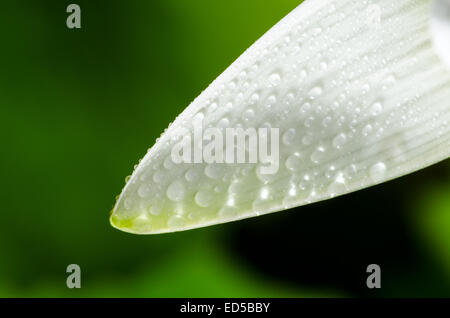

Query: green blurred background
left=0, top=0, right=449, bottom=297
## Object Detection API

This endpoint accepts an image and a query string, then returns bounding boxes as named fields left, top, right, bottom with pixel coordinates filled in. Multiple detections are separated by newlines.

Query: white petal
left=111, top=0, right=450, bottom=234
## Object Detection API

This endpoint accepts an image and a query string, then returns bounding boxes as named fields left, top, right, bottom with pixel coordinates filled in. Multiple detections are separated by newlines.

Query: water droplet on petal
left=168, top=215, right=186, bottom=228
left=370, top=162, right=387, bottom=182
left=282, top=128, right=296, bottom=145
left=195, top=190, right=214, bottom=207
left=333, top=133, right=347, bottom=149
left=308, top=86, right=323, bottom=99
left=371, top=102, right=383, bottom=116
left=268, top=73, right=281, bottom=86
left=311, top=146, right=327, bottom=164
left=137, top=184, right=150, bottom=198
left=205, top=165, right=224, bottom=179
left=286, top=152, right=302, bottom=171
left=166, top=181, right=186, bottom=202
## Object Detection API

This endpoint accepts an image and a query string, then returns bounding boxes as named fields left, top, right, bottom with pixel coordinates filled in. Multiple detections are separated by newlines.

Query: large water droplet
left=137, top=184, right=150, bottom=198
left=205, top=165, right=224, bottom=179
left=328, top=173, right=347, bottom=197
left=166, top=181, right=186, bottom=202
left=195, top=190, right=214, bottom=207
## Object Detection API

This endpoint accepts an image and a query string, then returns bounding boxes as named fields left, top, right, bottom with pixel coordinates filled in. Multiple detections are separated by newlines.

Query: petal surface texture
left=111, top=0, right=450, bottom=234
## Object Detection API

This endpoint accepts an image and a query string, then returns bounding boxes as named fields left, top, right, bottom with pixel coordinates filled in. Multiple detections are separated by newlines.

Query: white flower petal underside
left=111, top=0, right=450, bottom=234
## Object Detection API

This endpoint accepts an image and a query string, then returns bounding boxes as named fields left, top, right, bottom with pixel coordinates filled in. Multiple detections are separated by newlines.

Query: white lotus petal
left=111, top=0, right=450, bottom=234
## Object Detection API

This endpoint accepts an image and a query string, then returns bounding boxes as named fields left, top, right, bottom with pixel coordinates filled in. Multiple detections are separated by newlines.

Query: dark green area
left=0, top=0, right=449, bottom=297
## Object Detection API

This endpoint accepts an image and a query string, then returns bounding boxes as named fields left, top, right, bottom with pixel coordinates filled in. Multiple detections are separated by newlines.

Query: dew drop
left=268, top=73, right=281, bottom=86
left=228, top=181, right=245, bottom=195
left=250, top=93, right=260, bottom=103
left=163, top=156, right=174, bottom=169
left=208, top=102, right=218, bottom=113
left=218, top=117, right=230, bottom=128
left=243, top=109, right=255, bottom=121
left=370, top=162, right=387, bottom=182
left=284, top=93, right=295, bottom=105
left=205, top=164, right=224, bottom=179
left=185, top=168, right=200, bottom=183
left=282, top=128, right=296, bottom=145
left=260, top=187, right=270, bottom=200
left=328, top=175, right=347, bottom=197
left=166, top=181, right=186, bottom=202
left=300, top=102, right=311, bottom=114
left=193, top=112, right=205, bottom=124
left=267, top=95, right=277, bottom=105
left=153, top=171, right=165, bottom=183
left=137, top=184, right=150, bottom=198
left=195, top=190, right=214, bottom=207
left=311, top=146, right=326, bottom=164
left=371, top=102, right=383, bottom=116
left=168, top=215, right=186, bottom=228
left=149, top=204, right=162, bottom=216
left=362, top=124, right=373, bottom=136
left=382, top=75, right=396, bottom=90
left=286, top=152, right=302, bottom=171
left=309, top=86, right=323, bottom=99
left=332, top=133, right=347, bottom=149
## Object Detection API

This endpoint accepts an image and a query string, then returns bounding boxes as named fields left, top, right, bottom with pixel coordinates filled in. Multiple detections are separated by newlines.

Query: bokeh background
left=0, top=0, right=449, bottom=297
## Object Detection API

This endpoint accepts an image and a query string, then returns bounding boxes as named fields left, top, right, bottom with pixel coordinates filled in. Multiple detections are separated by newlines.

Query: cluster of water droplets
left=112, top=0, right=450, bottom=233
